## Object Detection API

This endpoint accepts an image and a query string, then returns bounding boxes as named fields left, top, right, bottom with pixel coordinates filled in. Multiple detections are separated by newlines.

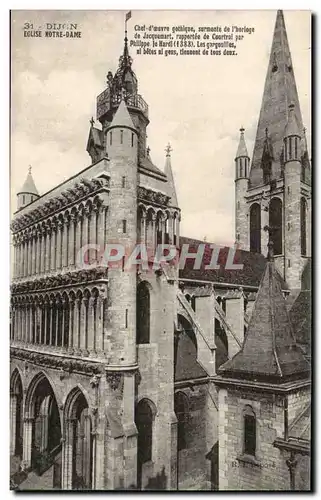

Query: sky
left=10, top=10, right=311, bottom=246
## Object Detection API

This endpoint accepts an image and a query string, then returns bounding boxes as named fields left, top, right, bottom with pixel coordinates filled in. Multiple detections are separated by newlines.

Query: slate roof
left=218, top=253, right=310, bottom=382
left=249, top=10, right=304, bottom=188
left=139, top=155, right=166, bottom=178
left=179, top=236, right=287, bottom=289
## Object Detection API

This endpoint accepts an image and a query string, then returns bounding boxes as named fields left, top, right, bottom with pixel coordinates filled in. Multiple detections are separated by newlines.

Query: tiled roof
left=139, top=155, right=166, bottom=178
left=179, top=236, right=287, bottom=289
left=218, top=256, right=310, bottom=382
left=290, top=290, right=311, bottom=356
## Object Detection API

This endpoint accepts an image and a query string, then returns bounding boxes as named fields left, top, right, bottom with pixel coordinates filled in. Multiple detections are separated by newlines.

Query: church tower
left=214, top=239, right=310, bottom=491
left=235, top=10, right=311, bottom=291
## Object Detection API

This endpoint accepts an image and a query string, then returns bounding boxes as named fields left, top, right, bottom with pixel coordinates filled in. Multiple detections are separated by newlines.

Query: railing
left=96, top=89, right=149, bottom=120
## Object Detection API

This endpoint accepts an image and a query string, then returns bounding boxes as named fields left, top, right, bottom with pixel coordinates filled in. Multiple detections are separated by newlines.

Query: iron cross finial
left=28, top=165, right=32, bottom=174
left=165, top=143, right=172, bottom=156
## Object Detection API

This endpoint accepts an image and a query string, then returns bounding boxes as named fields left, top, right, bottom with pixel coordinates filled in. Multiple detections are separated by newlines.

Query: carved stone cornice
left=138, top=186, right=170, bottom=207
left=10, top=346, right=105, bottom=375
left=11, top=177, right=109, bottom=233
left=11, top=266, right=108, bottom=295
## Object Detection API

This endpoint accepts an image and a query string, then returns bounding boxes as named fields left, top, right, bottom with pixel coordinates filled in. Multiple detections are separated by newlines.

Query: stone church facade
left=10, top=11, right=311, bottom=491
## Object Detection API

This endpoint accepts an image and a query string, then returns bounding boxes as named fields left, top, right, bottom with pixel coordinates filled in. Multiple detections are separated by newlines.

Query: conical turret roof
left=235, top=127, right=249, bottom=158
left=219, top=240, right=310, bottom=382
left=249, top=10, right=304, bottom=187
left=18, top=169, right=39, bottom=196
left=108, top=98, right=136, bottom=131
left=284, top=103, right=301, bottom=138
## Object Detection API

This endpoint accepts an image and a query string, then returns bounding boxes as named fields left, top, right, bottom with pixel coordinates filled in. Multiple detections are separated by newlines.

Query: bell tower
left=234, top=10, right=311, bottom=290
left=96, top=23, right=149, bottom=160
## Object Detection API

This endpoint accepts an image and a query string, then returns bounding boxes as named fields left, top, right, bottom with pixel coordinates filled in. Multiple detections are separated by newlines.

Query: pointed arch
left=269, top=197, right=283, bottom=255
left=136, top=281, right=151, bottom=344
left=10, top=369, right=23, bottom=457
left=301, top=197, right=307, bottom=256
left=64, top=386, right=92, bottom=490
left=250, top=203, right=261, bottom=253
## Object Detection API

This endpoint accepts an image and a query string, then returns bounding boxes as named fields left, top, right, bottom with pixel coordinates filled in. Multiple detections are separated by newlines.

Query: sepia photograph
left=9, top=9, right=311, bottom=491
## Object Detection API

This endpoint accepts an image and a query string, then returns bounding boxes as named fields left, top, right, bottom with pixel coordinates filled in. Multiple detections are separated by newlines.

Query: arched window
left=243, top=405, right=256, bottom=457
left=301, top=197, right=307, bottom=256
left=269, top=198, right=283, bottom=255
left=175, top=392, right=188, bottom=451
left=136, top=282, right=150, bottom=344
left=136, top=399, right=153, bottom=464
left=250, top=203, right=261, bottom=253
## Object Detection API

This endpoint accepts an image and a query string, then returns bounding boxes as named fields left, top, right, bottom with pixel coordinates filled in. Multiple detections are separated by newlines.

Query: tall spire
left=164, top=143, right=178, bottom=207
left=249, top=10, right=304, bottom=187
left=235, top=127, right=249, bottom=158
left=218, top=234, right=310, bottom=382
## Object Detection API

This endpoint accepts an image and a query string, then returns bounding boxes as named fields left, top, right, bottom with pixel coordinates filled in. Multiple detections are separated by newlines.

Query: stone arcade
left=10, top=11, right=311, bottom=491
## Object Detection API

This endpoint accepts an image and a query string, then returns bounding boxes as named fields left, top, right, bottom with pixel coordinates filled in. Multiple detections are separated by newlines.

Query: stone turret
left=17, top=167, right=39, bottom=210
left=235, top=128, right=249, bottom=249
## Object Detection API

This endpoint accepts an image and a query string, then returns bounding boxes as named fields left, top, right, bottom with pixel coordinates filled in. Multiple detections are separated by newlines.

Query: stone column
left=90, top=208, right=98, bottom=265
left=24, top=238, right=28, bottom=276
left=32, top=231, right=37, bottom=276
left=10, top=393, right=17, bottom=454
left=29, top=303, right=34, bottom=344
left=97, top=206, right=106, bottom=265
left=62, top=418, right=76, bottom=490
left=68, top=299, right=74, bottom=353
left=151, top=214, right=156, bottom=254
left=38, top=302, right=44, bottom=344
left=51, top=224, right=57, bottom=272
left=83, top=414, right=92, bottom=488
left=68, top=216, right=75, bottom=267
left=36, top=230, right=42, bottom=274
left=49, top=301, right=54, bottom=346
left=75, top=215, right=82, bottom=268
left=56, top=222, right=63, bottom=270
left=82, top=211, right=89, bottom=266
left=22, top=417, right=34, bottom=468
left=45, top=226, right=51, bottom=273
left=63, top=219, right=70, bottom=268
left=96, top=294, right=105, bottom=355
left=73, top=298, right=81, bottom=352
left=43, top=302, right=48, bottom=345
left=261, top=198, right=269, bottom=258
left=87, top=296, right=96, bottom=354
left=80, top=297, right=89, bottom=354
left=141, top=213, right=147, bottom=244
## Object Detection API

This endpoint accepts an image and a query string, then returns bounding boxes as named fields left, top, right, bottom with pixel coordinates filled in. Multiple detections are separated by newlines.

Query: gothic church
left=10, top=10, right=311, bottom=491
